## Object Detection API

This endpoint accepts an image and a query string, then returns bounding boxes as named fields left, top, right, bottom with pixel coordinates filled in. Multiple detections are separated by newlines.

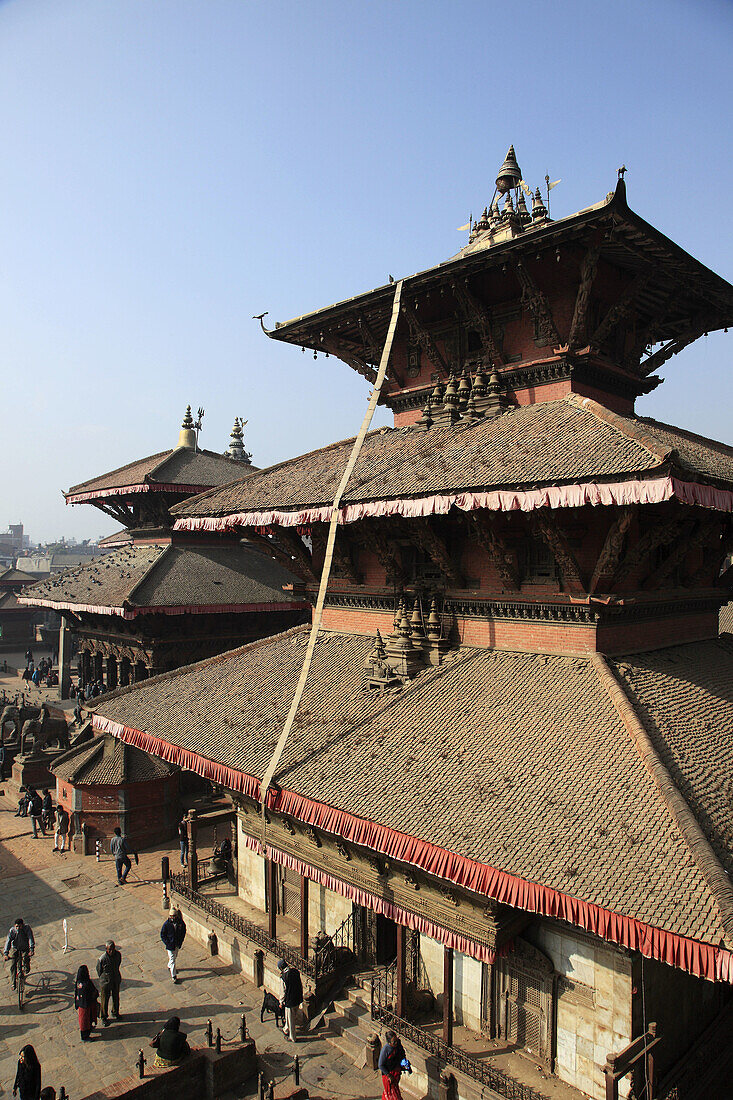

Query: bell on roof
left=178, top=405, right=197, bottom=450
left=496, top=145, right=522, bottom=194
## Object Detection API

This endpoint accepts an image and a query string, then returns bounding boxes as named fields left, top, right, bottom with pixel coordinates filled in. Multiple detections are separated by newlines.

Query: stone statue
left=20, top=703, right=70, bottom=757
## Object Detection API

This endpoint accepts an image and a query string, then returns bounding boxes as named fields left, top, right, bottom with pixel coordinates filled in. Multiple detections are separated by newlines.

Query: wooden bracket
left=470, top=515, right=519, bottom=590
left=451, top=280, right=505, bottom=366
left=533, top=512, right=586, bottom=595
left=568, top=240, right=602, bottom=351
left=589, top=506, right=635, bottom=594
left=608, top=516, right=688, bottom=590
left=401, top=303, right=449, bottom=376
left=410, top=518, right=465, bottom=587
left=513, top=261, right=560, bottom=346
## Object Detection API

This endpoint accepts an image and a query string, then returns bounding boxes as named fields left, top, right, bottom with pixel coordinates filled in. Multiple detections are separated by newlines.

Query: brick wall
left=79, top=1042, right=256, bottom=1100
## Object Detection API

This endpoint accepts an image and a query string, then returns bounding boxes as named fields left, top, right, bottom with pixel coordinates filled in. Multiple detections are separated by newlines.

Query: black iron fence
left=170, top=871, right=338, bottom=980
left=371, top=974, right=549, bottom=1100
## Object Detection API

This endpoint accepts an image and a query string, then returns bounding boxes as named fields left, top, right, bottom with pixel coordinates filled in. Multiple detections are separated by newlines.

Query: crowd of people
left=1, top=800, right=412, bottom=1100
left=20, top=653, right=57, bottom=691
left=14, top=787, right=70, bottom=847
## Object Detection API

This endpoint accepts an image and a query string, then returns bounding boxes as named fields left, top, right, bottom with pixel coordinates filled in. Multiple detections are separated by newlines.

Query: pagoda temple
left=21, top=409, right=308, bottom=693
left=90, top=151, right=733, bottom=1100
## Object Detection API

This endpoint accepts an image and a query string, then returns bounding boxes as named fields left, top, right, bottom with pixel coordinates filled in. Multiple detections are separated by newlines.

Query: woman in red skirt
left=378, top=1030, right=407, bottom=1100
left=74, top=965, right=99, bottom=1040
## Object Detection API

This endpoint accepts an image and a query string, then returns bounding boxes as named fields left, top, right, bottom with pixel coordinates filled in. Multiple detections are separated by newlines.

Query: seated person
left=150, top=1016, right=190, bottom=1067
left=211, top=836, right=232, bottom=872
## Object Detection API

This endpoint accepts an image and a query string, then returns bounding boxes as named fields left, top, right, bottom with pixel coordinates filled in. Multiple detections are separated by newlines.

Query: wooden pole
left=188, top=810, right=198, bottom=892
left=300, top=875, right=309, bottom=959
left=395, top=923, right=406, bottom=1018
left=443, top=946, right=454, bottom=1045
left=266, top=859, right=277, bottom=940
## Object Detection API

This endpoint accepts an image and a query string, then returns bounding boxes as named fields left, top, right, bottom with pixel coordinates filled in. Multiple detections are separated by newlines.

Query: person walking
left=378, top=1030, right=408, bottom=1100
left=74, top=964, right=99, bottom=1041
left=277, top=958, right=303, bottom=1042
left=28, top=789, right=45, bottom=838
left=160, top=908, right=186, bottom=983
left=110, top=827, right=132, bottom=884
left=12, top=1045, right=41, bottom=1100
left=177, top=815, right=189, bottom=866
left=53, top=806, right=69, bottom=852
left=96, top=940, right=122, bottom=1024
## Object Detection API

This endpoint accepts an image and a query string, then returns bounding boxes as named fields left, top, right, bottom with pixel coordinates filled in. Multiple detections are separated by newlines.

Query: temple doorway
left=376, top=913, right=397, bottom=964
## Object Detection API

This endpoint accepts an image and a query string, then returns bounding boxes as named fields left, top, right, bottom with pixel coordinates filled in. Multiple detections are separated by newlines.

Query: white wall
left=419, top=934, right=483, bottom=1032
left=308, top=881, right=352, bottom=936
left=528, top=921, right=632, bottom=1100
left=237, top=837, right=266, bottom=911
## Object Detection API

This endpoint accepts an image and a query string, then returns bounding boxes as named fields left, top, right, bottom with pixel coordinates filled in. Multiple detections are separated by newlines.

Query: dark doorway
left=376, top=913, right=397, bottom=964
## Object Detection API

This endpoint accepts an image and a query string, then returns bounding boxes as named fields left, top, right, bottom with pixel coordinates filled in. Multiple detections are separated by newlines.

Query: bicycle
left=5, top=952, right=30, bottom=1011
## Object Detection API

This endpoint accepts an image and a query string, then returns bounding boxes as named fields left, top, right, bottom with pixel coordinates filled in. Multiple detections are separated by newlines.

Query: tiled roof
left=0, top=590, right=32, bottom=611
left=93, top=628, right=733, bottom=947
left=52, top=733, right=175, bottom=785
left=613, top=639, right=733, bottom=881
left=19, top=543, right=302, bottom=613
left=172, top=396, right=733, bottom=522
left=720, top=602, right=733, bottom=634
left=0, top=568, right=46, bottom=587
left=98, top=530, right=132, bottom=549
left=67, top=447, right=251, bottom=499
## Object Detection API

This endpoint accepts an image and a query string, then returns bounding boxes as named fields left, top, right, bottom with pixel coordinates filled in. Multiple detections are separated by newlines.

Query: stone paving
left=0, top=801, right=384, bottom=1100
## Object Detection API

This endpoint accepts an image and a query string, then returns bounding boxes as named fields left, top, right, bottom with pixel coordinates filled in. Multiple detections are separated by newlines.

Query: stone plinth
left=11, top=752, right=58, bottom=794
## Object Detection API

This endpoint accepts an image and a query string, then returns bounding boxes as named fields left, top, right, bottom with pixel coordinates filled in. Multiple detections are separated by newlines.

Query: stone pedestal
left=11, top=752, right=58, bottom=794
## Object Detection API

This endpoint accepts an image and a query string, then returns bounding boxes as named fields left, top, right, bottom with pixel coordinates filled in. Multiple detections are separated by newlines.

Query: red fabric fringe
left=92, top=714, right=733, bottom=983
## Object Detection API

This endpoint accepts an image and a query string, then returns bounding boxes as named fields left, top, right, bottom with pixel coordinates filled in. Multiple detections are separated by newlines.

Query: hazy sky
left=1, top=0, right=731, bottom=543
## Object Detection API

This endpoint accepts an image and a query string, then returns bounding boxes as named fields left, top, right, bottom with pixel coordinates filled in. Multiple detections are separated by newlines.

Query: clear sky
left=1, top=0, right=731, bottom=543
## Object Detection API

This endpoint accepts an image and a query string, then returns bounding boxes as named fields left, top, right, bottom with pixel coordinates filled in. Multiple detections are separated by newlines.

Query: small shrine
left=52, top=731, right=179, bottom=850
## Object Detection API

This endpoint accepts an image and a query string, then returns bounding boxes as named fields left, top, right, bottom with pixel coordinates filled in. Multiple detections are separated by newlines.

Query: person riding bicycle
left=4, top=919, right=35, bottom=990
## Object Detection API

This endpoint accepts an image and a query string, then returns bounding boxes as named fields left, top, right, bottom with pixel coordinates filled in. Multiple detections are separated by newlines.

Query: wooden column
left=58, top=619, right=71, bottom=700
left=443, top=946, right=454, bottom=1045
left=266, top=859, right=278, bottom=939
left=395, top=923, right=406, bottom=1019
left=188, top=809, right=198, bottom=891
left=300, top=875, right=309, bottom=959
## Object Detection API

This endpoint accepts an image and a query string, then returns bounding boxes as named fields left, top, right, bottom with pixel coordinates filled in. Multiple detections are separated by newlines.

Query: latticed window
left=519, top=536, right=556, bottom=583
left=489, top=938, right=555, bottom=1066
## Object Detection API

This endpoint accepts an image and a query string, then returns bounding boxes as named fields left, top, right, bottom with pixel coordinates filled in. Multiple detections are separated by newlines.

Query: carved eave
left=265, top=179, right=733, bottom=384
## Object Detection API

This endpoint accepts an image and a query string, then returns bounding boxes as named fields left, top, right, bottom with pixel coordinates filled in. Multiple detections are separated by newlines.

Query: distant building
left=21, top=408, right=308, bottom=689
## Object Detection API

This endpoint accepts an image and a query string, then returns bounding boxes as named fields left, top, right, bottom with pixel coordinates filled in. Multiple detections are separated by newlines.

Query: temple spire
left=227, top=417, right=253, bottom=464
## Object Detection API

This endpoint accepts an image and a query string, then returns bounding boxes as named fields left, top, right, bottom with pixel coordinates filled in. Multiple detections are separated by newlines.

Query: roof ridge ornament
left=178, top=406, right=197, bottom=450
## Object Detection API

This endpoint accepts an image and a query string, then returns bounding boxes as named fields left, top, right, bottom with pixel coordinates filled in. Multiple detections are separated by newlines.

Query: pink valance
left=67, top=483, right=211, bottom=505
left=18, top=596, right=307, bottom=619
left=93, top=712, right=733, bottom=984
left=266, top=845, right=504, bottom=964
left=173, top=476, right=733, bottom=535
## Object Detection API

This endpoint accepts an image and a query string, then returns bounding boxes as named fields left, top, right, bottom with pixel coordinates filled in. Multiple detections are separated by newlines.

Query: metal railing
left=370, top=959, right=397, bottom=1014
left=170, top=871, right=339, bottom=980
left=370, top=971, right=549, bottom=1100
left=330, top=912, right=355, bottom=954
